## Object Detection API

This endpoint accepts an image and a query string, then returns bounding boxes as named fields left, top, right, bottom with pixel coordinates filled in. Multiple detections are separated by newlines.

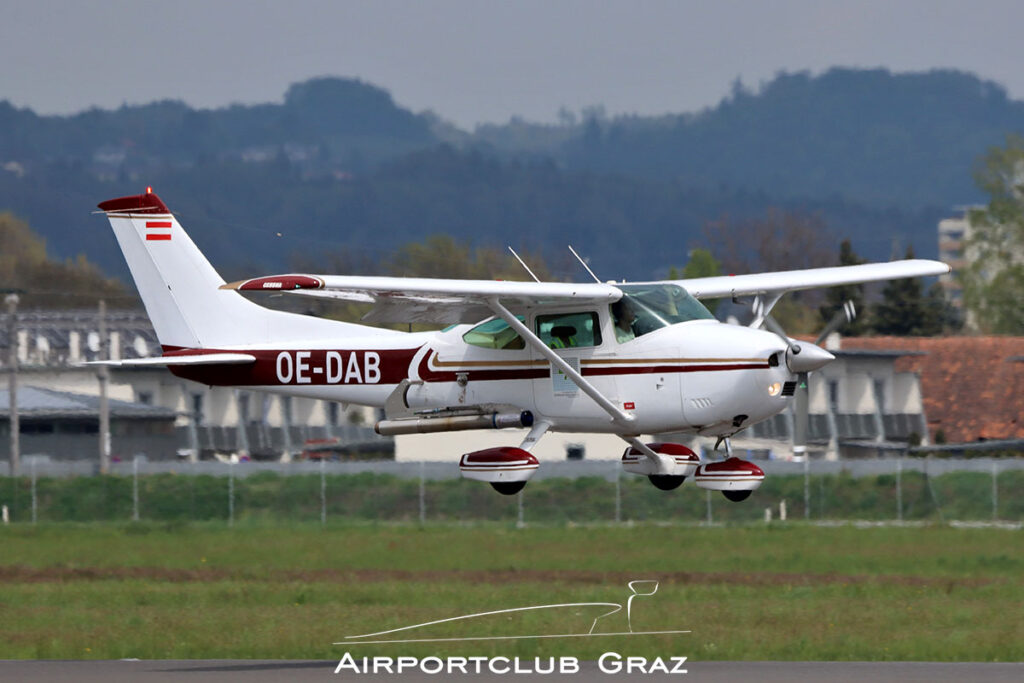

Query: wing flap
left=222, top=273, right=622, bottom=321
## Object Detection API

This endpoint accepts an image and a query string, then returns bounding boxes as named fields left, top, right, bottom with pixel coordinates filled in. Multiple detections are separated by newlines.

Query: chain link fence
left=1, top=457, right=1022, bottom=526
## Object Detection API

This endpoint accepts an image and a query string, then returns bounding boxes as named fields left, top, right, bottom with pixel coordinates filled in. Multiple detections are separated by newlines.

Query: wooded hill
left=1, top=69, right=1022, bottom=281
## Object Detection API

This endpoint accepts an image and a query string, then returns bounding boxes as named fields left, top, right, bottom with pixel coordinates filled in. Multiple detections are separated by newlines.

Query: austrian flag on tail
left=146, top=220, right=172, bottom=241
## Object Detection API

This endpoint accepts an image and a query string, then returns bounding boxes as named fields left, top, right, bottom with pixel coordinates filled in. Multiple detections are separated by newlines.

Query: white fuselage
left=172, top=308, right=793, bottom=438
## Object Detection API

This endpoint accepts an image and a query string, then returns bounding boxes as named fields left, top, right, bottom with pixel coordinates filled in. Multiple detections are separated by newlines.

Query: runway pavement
left=3, top=659, right=1023, bottom=682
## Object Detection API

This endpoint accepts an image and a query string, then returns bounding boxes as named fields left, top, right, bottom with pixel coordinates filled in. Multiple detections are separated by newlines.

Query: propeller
left=754, top=295, right=838, bottom=374
left=792, top=300, right=857, bottom=461
left=814, top=300, right=857, bottom=346
left=747, top=294, right=857, bottom=460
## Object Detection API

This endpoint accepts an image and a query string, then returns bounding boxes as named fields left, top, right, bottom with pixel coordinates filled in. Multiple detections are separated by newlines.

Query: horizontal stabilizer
left=82, top=353, right=256, bottom=368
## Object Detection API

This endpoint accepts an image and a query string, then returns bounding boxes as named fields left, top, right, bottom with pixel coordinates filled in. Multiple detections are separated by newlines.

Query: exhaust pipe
left=376, top=410, right=534, bottom=436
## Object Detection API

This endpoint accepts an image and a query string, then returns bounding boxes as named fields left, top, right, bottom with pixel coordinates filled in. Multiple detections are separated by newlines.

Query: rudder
left=98, top=189, right=372, bottom=349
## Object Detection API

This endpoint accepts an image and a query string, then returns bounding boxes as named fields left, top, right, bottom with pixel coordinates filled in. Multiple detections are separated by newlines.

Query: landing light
left=768, top=382, right=782, bottom=397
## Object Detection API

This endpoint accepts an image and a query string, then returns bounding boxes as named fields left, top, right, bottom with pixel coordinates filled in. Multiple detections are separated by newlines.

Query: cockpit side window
left=462, top=316, right=525, bottom=350
left=535, top=312, right=602, bottom=349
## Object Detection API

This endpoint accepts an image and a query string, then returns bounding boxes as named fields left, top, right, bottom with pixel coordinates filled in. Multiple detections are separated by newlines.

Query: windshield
left=612, top=284, right=714, bottom=339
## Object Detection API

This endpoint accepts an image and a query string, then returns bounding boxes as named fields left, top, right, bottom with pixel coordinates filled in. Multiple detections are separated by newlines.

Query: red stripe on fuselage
left=583, top=363, right=768, bottom=376
left=161, top=346, right=420, bottom=386
left=145, top=234, right=172, bottom=241
left=417, top=351, right=548, bottom=383
left=417, top=351, right=767, bottom=383
left=146, top=221, right=173, bottom=228
left=159, top=346, right=769, bottom=388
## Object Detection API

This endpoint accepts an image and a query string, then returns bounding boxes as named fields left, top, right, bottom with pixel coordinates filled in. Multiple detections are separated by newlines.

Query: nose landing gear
left=694, top=437, right=765, bottom=502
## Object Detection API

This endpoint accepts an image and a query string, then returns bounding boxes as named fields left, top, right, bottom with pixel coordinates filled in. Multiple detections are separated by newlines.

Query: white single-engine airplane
left=95, top=189, right=948, bottom=500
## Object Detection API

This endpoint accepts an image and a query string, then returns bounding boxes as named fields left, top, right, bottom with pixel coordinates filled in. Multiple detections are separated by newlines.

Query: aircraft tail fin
left=97, top=189, right=378, bottom=349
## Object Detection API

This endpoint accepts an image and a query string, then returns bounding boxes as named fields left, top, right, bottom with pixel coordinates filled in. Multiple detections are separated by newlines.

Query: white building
left=3, top=310, right=388, bottom=461
left=937, top=207, right=976, bottom=311
left=739, top=345, right=928, bottom=460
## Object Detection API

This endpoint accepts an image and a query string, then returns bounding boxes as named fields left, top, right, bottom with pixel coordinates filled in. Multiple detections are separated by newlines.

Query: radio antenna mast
left=568, top=245, right=601, bottom=283
left=507, top=246, right=541, bottom=282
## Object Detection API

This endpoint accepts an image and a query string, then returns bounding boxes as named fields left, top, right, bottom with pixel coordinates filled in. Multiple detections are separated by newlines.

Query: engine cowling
left=621, top=442, right=700, bottom=477
left=693, top=457, right=765, bottom=492
left=459, top=447, right=539, bottom=484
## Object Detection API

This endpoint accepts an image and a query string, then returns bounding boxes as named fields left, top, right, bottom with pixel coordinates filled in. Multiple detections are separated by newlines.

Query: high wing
left=223, top=259, right=949, bottom=323
left=670, top=259, right=950, bottom=300
left=221, top=275, right=622, bottom=324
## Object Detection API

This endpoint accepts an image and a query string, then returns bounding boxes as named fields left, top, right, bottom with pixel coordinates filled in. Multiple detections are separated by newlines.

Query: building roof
left=840, top=336, right=1024, bottom=443
left=0, top=386, right=176, bottom=420
left=833, top=349, right=927, bottom=359
left=1, top=309, right=158, bottom=367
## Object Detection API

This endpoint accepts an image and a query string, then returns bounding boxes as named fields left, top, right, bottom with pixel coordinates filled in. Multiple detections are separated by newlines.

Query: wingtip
left=220, top=281, right=243, bottom=290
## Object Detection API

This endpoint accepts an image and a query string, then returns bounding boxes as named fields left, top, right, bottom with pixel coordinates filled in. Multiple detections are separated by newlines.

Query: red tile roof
left=840, top=336, right=1024, bottom=443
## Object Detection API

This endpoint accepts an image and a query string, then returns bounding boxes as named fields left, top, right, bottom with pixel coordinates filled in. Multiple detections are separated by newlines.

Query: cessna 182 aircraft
left=95, top=189, right=948, bottom=500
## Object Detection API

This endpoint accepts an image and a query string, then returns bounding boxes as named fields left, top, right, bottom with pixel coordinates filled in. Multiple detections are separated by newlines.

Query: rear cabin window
left=535, top=312, right=602, bottom=349
left=462, top=317, right=525, bottom=350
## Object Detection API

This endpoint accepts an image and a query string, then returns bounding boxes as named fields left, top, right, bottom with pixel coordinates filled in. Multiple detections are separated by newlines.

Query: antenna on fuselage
left=507, top=246, right=542, bottom=283
left=568, top=244, right=602, bottom=283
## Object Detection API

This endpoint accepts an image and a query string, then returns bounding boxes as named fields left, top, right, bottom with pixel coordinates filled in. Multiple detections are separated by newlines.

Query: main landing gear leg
left=620, top=436, right=691, bottom=491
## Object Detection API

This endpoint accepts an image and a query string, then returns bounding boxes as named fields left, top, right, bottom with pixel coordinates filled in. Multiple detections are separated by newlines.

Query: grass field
left=1, top=522, right=1021, bottom=662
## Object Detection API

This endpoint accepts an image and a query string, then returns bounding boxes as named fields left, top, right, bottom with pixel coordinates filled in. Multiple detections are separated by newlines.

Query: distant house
left=840, top=336, right=1024, bottom=444
left=0, top=386, right=177, bottom=461
left=739, top=346, right=929, bottom=459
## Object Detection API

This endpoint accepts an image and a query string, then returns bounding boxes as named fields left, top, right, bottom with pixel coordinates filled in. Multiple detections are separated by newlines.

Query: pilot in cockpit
left=611, top=298, right=637, bottom=343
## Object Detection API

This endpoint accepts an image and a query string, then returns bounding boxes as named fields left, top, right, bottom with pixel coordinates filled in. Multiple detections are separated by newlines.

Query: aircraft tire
left=490, top=481, right=527, bottom=496
left=647, top=474, right=686, bottom=491
left=722, top=490, right=752, bottom=502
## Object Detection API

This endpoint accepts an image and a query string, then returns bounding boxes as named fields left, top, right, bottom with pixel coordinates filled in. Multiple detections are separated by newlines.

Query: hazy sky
left=2, top=0, right=1023, bottom=129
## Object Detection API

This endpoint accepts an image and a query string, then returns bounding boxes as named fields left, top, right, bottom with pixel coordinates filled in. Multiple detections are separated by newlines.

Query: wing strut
left=747, top=291, right=784, bottom=329
left=619, top=435, right=676, bottom=470
left=519, top=419, right=551, bottom=452
left=487, top=298, right=635, bottom=428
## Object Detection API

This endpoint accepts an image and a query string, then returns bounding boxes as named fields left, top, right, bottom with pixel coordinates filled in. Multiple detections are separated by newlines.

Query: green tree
left=285, top=234, right=552, bottom=328
left=871, top=246, right=946, bottom=336
left=681, top=248, right=721, bottom=279
left=963, top=134, right=1024, bottom=333
left=387, top=234, right=550, bottom=281
left=819, top=239, right=868, bottom=336
left=923, top=281, right=963, bottom=333
left=670, top=248, right=722, bottom=314
left=0, top=212, right=130, bottom=308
